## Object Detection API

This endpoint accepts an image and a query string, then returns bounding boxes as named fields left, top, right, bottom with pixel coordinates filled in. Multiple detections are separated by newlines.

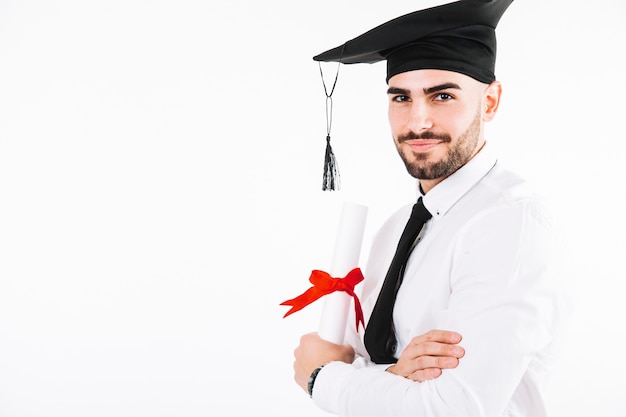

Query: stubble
left=397, top=108, right=483, bottom=180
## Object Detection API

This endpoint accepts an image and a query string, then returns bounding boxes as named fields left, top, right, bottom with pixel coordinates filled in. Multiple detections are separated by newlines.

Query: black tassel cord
left=319, top=62, right=341, bottom=191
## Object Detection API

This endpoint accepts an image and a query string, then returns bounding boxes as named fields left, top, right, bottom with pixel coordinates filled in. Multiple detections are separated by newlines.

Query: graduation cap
left=314, top=0, right=513, bottom=191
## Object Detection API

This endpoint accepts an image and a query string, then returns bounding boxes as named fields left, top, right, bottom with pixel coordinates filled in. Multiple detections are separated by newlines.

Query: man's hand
left=386, top=329, right=465, bottom=382
left=293, top=332, right=355, bottom=392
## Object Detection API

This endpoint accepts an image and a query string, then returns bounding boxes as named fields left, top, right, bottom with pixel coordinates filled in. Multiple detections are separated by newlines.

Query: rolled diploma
left=318, top=201, right=368, bottom=344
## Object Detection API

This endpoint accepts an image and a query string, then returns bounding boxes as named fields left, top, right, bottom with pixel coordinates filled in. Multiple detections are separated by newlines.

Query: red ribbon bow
left=280, top=267, right=365, bottom=332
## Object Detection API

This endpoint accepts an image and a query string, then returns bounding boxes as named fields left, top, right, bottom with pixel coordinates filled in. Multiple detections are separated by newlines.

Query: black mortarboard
left=313, top=0, right=513, bottom=191
left=314, top=0, right=513, bottom=84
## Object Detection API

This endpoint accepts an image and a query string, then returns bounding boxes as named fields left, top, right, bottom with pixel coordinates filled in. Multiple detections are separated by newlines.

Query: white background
left=0, top=1, right=624, bottom=416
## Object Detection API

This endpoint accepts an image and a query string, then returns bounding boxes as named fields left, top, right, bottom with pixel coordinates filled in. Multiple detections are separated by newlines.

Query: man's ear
left=483, top=81, right=502, bottom=122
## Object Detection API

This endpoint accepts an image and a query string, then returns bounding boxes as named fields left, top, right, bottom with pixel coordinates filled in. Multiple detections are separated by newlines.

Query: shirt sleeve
left=312, top=200, right=565, bottom=417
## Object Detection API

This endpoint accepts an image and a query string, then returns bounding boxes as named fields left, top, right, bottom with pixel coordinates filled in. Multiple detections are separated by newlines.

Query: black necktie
left=364, top=197, right=432, bottom=364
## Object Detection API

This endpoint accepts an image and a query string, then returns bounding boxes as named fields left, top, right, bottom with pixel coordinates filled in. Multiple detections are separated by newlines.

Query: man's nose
left=406, top=103, right=433, bottom=132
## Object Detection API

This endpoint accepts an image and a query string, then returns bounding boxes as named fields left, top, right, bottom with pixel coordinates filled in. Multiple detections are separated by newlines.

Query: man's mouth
left=402, top=139, right=444, bottom=153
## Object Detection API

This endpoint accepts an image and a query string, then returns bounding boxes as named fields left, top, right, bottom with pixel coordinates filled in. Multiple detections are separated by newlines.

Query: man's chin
left=403, top=159, right=450, bottom=180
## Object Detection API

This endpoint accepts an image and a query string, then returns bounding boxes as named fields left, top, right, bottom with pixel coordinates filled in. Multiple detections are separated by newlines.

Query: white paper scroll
left=318, top=201, right=368, bottom=344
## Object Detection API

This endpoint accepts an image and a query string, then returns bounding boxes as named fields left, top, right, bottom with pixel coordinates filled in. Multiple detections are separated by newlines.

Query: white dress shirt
left=312, top=144, right=569, bottom=417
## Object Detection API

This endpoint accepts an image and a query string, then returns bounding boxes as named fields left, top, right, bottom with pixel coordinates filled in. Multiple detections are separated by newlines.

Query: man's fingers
left=414, top=329, right=462, bottom=345
left=405, top=340, right=465, bottom=359
left=391, top=351, right=461, bottom=379
left=407, top=367, right=442, bottom=382
left=390, top=329, right=465, bottom=381
left=414, top=354, right=460, bottom=370
left=403, top=356, right=460, bottom=381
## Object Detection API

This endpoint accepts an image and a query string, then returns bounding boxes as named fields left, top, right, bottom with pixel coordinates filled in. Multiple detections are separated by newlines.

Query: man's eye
left=392, top=95, right=410, bottom=102
left=434, top=93, right=453, bottom=101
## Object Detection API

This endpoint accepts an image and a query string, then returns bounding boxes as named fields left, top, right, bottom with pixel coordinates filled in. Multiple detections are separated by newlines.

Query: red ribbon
left=280, top=267, right=365, bottom=332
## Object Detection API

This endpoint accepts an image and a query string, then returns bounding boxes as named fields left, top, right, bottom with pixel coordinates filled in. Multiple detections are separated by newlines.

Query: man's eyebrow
left=423, top=82, right=461, bottom=94
left=387, top=86, right=409, bottom=95
left=386, top=83, right=462, bottom=96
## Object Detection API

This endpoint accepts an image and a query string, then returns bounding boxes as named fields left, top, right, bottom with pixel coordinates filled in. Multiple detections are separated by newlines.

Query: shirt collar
left=419, top=142, right=498, bottom=219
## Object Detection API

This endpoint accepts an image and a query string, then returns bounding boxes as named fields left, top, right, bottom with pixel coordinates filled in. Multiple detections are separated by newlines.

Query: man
left=291, top=0, right=568, bottom=416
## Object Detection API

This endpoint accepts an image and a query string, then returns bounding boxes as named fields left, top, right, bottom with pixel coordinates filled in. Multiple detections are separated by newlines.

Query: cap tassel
left=322, top=134, right=340, bottom=191
left=319, top=61, right=341, bottom=191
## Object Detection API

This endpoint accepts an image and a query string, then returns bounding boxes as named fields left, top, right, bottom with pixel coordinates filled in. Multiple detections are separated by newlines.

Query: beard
left=396, top=108, right=483, bottom=180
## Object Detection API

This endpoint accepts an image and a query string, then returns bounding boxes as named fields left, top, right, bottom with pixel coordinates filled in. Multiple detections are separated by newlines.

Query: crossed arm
left=293, top=329, right=464, bottom=392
